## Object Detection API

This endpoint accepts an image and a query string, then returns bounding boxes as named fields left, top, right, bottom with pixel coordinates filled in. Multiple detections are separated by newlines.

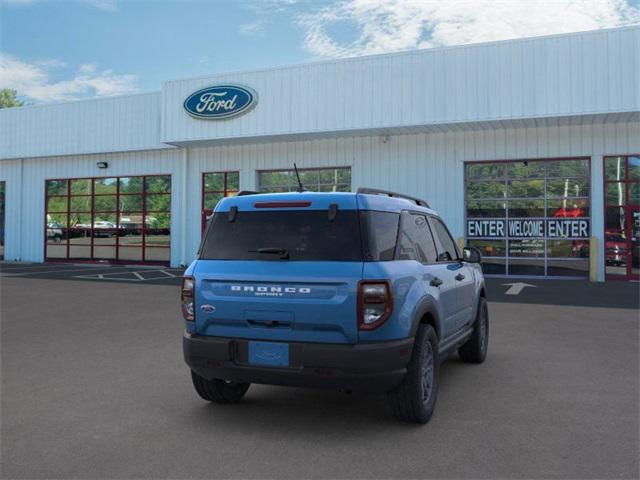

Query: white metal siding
left=162, top=27, right=640, bottom=145
left=182, top=121, right=640, bottom=279
left=0, top=159, right=22, bottom=260
left=2, top=121, right=638, bottom=278
left=0, top=92, right=169, bottom=160
left=0, top=149, right=182, bottom=265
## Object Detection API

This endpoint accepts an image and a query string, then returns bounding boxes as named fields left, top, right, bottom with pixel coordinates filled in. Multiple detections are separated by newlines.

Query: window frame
left=256, top=166, right=351, bottom=193
left=44, top=174, right=171, bottom=264
left=394, top=211, right=440, bottom=264
left=0, top=181, right=4, bottom=260
left=428, top=215, right=461, bottom=263
left=464, top=157, right=592, bottom=277
left=603, top=154, right=640, bottom=280
left=201, top=171, right=240, bottom=233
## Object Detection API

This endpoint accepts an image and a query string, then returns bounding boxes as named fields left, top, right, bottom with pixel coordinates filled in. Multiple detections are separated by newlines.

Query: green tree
left=0, top=89, right=24, bottom=109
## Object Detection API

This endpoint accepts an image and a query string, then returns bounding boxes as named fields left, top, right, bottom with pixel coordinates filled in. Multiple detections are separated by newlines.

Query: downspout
left=18, top=157, right=24, bottom=262
left=180, top=148, right=188, bottom=267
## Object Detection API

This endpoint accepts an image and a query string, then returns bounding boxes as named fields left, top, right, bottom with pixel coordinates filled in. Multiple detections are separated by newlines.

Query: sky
left=1, top=0, right=639, bottom=104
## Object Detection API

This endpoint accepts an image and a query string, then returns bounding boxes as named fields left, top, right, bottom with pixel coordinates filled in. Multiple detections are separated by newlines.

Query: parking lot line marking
left=0, top=266, right=135, bottom=276
left=73, top=273, right=140, bottom=281
left=130, top=274, right=182, bottom=282
left=70, top=269, right=181, bottom=282
left=124, top=264, right=164, bottom=269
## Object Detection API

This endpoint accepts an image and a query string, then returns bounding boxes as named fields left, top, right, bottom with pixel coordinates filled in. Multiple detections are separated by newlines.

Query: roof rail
left=357, top=187, right=430, bottom=208
left=236, top=190, right=260, bottom=196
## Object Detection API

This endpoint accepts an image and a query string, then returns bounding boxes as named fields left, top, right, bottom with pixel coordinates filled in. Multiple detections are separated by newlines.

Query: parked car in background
left=46, top=223, right=64, bottom=243
left=92, top=221, right=116, bottom=237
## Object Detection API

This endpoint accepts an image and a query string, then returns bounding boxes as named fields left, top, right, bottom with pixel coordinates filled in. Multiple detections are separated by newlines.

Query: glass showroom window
left=258, top=167, right=351, bottom=193
left=465, top=158, right=591, bottom=277
left=201, top=171, right=239, bottom=231
left=45, top=175, right=171, bottom=264
left=0, top=181, right=4, bottom=260
left=603, top=155, right=639, bottom=280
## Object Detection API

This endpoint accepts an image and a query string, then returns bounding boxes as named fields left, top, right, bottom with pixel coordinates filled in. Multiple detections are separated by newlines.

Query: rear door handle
left=430, top=277, right=443, bottom=287
left=455, top=273, right=465, bottom=281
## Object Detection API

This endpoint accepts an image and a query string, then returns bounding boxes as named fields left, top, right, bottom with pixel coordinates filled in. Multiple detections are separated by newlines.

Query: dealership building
left=0, top=26, right=638, bottom=281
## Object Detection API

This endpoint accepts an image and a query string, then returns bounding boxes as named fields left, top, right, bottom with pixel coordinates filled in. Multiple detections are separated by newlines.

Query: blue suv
left=182, top=188, right=488, bottom=423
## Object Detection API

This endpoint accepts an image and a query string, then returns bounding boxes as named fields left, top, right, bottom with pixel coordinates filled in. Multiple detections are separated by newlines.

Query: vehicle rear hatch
left=194, top=193, right=363, bottom=344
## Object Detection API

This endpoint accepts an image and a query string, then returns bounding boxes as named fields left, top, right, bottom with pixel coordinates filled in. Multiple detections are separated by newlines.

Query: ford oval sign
left=183, top=84, right=257, bottom=120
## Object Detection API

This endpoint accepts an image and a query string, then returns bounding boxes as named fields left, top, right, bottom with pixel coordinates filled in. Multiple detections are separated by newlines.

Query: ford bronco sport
left=182, top=188, right=488, bottom=424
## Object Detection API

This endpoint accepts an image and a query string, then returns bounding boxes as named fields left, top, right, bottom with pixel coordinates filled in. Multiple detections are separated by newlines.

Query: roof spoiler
left=357, top=187, right=430, bottom=208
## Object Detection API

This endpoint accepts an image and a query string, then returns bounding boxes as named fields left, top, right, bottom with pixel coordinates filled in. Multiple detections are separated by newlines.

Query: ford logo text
left=183, top=85, right=257, bottom=120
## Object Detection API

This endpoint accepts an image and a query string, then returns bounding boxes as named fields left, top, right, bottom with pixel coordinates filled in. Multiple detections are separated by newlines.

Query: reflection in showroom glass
left=45, top=176, right=171, bottom=263
left=465, top=158, right=590, bottom=277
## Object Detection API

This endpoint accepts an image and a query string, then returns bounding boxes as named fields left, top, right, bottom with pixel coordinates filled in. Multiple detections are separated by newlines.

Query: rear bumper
left=183, top=333, right=414, bottom=393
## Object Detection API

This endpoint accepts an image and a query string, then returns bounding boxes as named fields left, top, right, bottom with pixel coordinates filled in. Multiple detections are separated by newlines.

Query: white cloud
left=297, top=0, right=640, bottom=58
left=239, top=19, right=266, bottom=36
left=0, top=53, right=138, bottom=102
left=82, top=0, right=118, bottom=12
left=245, top=0, right=298, bottom=15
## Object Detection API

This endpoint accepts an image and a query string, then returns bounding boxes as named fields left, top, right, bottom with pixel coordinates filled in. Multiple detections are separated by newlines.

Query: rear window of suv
left=200, top=209, right=402, bottom=262
left=200, top=210, right=363, bottom=261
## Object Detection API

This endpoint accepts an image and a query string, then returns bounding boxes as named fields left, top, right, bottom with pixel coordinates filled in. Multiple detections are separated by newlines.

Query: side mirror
left=463, top=246, right=482, bottom=263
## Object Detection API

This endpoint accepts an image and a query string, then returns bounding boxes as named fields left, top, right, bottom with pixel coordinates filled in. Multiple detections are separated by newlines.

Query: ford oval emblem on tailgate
left=200, top=304, right=216, bottom=313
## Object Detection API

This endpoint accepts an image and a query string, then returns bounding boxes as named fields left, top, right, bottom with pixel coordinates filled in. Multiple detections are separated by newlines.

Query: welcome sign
left=184, top=84, right=257, bottom=119
left=467, top=219, right=590, bottom=238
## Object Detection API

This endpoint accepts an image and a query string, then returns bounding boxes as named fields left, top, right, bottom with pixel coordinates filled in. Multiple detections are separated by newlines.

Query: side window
left=396, top=212, right=437, bottom=263
left=360, top=211, right=400, bottom=261
left=429, top=217, right=459, bottom=262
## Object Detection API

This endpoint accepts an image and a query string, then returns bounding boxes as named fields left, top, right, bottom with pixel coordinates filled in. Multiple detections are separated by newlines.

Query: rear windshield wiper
left=248, top=247, right=290, bottom=260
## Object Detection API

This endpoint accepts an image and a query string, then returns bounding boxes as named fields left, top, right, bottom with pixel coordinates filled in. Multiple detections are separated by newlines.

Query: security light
left=96, top=162, right=108, bottom=169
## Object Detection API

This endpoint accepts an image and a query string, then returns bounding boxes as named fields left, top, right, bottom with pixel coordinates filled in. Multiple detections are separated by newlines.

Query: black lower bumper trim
left=183, top=334, right=414, bottom=393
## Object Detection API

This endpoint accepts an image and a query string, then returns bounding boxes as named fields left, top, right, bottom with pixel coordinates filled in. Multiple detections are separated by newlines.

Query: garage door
left=45, top=175, right=171, bottom=264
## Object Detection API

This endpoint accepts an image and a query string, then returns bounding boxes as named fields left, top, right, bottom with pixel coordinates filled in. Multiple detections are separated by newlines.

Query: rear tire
left=387, top=324, right=439, bottom=424
left=458, top=296, right=489, bottom=364
left=191, top=371, right=250, bottom=404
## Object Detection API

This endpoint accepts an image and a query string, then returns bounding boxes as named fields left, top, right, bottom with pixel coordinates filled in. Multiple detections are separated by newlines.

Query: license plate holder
left=248, top=341, right=290, bottom=367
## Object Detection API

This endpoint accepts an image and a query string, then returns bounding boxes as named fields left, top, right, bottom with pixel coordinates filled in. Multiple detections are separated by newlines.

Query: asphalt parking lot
left=1, top=262, right=638, bottom=479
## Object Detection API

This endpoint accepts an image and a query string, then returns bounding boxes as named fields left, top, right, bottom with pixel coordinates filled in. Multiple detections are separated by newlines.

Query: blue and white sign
left=183, top=84, right=257, bottom=120
left=466, top=219, right=590, bottom=238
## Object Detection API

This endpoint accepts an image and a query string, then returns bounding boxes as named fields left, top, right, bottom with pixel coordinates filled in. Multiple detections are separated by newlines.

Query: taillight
left=358, top=280, right=393, bottom=330
left=181, top=276, right=195, bottom=321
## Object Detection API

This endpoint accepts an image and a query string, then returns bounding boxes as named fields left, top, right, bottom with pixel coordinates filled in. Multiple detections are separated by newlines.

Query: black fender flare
left=475, top=279, right=487, bottom=314
left=480, top=280, right=487, bottom=298
left=409, top=298, right=442, bottom=340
